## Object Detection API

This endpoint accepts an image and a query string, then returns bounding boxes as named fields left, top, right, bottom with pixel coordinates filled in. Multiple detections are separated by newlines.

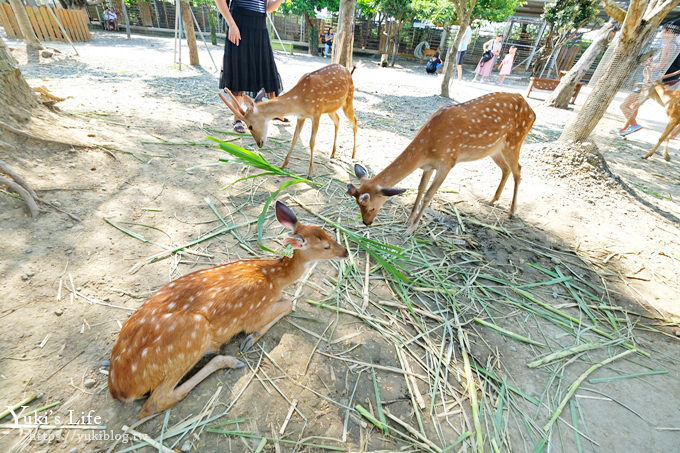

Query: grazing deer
left=108, top=201, right=348, bottom=418
left=641, top=79, right=680, bottom=161
left=347, top=92, right=536, bottom=234
left=219, top=64, right=358, bottom=178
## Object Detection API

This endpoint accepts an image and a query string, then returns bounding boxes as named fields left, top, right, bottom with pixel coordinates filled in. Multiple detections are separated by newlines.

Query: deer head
left=346, top=164, right=405, bottom=226
left=275, top=201, right=348, bottom=260
left=219, top=88, right=268, bottom=148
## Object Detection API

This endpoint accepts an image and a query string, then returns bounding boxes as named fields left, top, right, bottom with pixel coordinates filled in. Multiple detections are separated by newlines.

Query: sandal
left=233, top=120, right=246, bottom=134
left=273, top=117, right=290, bottom=123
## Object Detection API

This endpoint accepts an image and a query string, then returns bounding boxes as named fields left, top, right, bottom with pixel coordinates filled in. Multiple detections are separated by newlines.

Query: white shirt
left=459, top=28, right=472, bottom=52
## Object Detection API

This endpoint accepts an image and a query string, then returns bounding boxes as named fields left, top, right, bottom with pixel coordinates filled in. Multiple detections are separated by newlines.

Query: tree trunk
left=546, top=19, right=617, bottom=109
left=0, top=34, right=38, bottom=125
left=305, top=12, right=319, bottom=56
left=180, top=0, right=199, bottom=65
left=333, top=0, right=355, bottom=68
left=560, top=25, right=657, bottom=143
left=8, top=0, right=41, bottom=54
left=389, top=22, right=402, bottom=67
left=531, top=24, right=555, bottom=77
left=380, top=20, right=392, bottom=66
left=440, top=21, right=469, bottom=98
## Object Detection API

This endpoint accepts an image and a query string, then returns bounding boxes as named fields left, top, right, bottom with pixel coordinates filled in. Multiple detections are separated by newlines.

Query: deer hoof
left=240, top=335, right=256, bottom=352
left=234, top=359, right=247, bottom=369
left=664, top=154, right=671, bottom=162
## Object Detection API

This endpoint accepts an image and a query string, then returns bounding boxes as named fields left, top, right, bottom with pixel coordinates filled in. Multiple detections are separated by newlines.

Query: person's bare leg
left=457, top=65, right=463, bottom=81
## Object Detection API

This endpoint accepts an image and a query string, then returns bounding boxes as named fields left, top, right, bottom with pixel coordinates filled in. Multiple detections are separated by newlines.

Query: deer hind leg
left=306, top=115, right=321, bottom=178
left=240, top=300, right=293, bottom=352
left=663, top=122, right=680, bottom=161
left=644, top=120, right=678, bottom=160
left=342, top=97, right=358, bottom=158
left=489, top=154, right=511, bottom=205
left=407, top=169, right=434, bottom=225
left=406, top=166, right=452, bottom=235
left=282, top=118, right=306, bottom=169
left=138, top=354, right=245, bottom=418
left=328, top=111, right=340, bottom=159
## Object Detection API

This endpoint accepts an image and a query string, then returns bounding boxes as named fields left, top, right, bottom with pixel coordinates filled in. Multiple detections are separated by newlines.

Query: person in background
left=496, top=46, right=517, bottom=85
left=215, top=0, right=287, bottom=133
left=457, top=26, right=473, bottom=81
left=107, top=9, right=118, bottom=31
left=324, top=28, right=334, bottom=58
left=473, top=34, right=502, bottom=83
left=618, top=21, right=680, bottom=136
left=426, top=51, right=442, bottom=74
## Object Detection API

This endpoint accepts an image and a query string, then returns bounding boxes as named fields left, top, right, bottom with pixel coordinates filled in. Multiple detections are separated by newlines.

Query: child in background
left=496, top=46, right=517, bottom=85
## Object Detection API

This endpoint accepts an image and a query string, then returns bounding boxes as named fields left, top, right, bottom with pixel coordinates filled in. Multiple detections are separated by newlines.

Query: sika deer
left=642, top=79, right=680, bottom=161
left=219, top=64, right=358, bottom=178
left=347, top=92, right=536, bottom=234
left=108, top=201, right=348, bottom=418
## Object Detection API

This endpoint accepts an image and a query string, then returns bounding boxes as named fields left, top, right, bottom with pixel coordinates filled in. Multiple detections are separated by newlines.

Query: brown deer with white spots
left=108, top=201, right=348, bottom=418
left=219, top=64, right=358, bottom=178
left=642, top=79, right=680, bottom=161
left=347, top=92, right=536, bottom=234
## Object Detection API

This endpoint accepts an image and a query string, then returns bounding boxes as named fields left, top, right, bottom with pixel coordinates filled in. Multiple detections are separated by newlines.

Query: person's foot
left=233, top=120, right=246, bottom=134
left=619, top=125, right=643, bottom=136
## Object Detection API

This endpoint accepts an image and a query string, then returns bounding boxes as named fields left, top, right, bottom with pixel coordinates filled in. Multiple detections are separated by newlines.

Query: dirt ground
left=1, top=31, right=679, bottom=453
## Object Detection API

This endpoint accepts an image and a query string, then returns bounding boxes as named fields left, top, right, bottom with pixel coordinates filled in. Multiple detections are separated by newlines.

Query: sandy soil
left=1, top=31, right=679, bottom=453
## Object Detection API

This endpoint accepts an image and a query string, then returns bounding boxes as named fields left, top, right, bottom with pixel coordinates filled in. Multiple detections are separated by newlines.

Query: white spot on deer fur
left=131, top=363, right=137, bottom=372
left=197, top=291, right=202, bottom=297
left=194, top=314, right=202, bottom=321
left=142, top=348, right=148, bottom=358
left=169, top=322, right=176, bottom=331
left=269, top=282, right=273, bottom=289
left=168, top=344, right=174, bottom=351
left=169, top=283, right=175, bottom=288
left=168, top=302, right=176, bottom=309
left=183, top=304, right=189, bottom=310
left=178, top=353, right=185, bottom=360
left=155, top=323, right=161, bottom=330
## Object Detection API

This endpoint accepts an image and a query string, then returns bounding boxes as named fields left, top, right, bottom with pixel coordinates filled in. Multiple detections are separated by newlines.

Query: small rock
left=65, top=249, right=73, bottom=255
left=101, top=360, right=110, bottom=368
left=26, top=249, right=32, bottom=254
left=83, top=378, right=96, bottom=388
left=675, top=329, right=680, bottom=338
left=65, top=223, right=73, bottom=228
left=71, top=225, right=84, bottom=232
left=180, top=441, right=192, bottom=452
left=54, top=308, right=63, bottom=316
left=41, top=49, right=54, bottom=58
left=21, top=274, right=32, bottom=281
left=69, top=448, right=78, bottom=453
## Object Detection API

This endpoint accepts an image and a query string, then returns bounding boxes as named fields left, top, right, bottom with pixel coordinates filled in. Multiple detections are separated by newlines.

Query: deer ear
left=283, top=235, right=305, bottom=249
left=380, top=187, right=406, bottom=197
left=218, top=92, right=244, bottom=120
left=275, top=201, right=298, bottom=230
left=354, top=164, right=368, bottom=181
left=359, top=193, right=370, bottom=205
left=243, top=95, right=255, bottom=109
left=254, top=88, right=266, bottom=103
left=347, top=184, right=358, bottom=197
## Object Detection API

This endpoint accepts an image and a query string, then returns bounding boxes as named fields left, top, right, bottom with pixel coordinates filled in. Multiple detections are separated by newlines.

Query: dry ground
left=1, top=31, right=679, bottom=452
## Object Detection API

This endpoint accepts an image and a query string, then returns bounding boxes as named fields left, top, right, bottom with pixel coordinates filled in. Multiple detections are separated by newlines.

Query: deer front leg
left=406, top=166, right=452, bottom=235
left=306, top=115, right=321, bottom=178
left=138, top=355, right=245, bottom=418
left=644, top=120, right=678, bottom=160
left=407, top=169, right=434, bottom=225
left=328, top=111, right=340, bottom=158
left=240, top=300, right=293, bottom=352
left=282, top=118, right=306, bottom=169
left=342, top=98, right=358, bottom=158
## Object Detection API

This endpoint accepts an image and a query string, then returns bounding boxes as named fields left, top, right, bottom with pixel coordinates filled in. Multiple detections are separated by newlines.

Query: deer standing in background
left=347, top=92, right=536, bottom=234
left=219, top=64, right=358, bottom=178
left=641, top=77, right=680, bottom=161
left=108, top=201, right=348, bottom=418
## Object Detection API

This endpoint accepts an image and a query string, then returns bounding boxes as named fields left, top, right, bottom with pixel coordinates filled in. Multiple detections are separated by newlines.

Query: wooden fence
left=0, top=4, right=91, bottom=42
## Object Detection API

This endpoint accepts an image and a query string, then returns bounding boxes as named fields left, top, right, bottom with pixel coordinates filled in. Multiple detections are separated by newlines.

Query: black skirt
left=219, top=7, right=283, bottom=97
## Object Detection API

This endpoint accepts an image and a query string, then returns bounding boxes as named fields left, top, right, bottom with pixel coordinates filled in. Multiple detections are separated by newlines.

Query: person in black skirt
left=215, top=0, right=287, bottom=133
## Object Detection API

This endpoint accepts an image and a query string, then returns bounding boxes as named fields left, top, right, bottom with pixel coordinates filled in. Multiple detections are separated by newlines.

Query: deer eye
left=248, top=125, right=253, bottom=131
left=324, top=244, right=331, bottom=250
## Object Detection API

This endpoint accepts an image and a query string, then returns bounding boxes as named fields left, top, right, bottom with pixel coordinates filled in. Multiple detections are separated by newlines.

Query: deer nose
left=342, top=248, right=349, bottom=258
left=363, top=220, right=372, bottom=226
left=256, top=140, right=264, bottom=148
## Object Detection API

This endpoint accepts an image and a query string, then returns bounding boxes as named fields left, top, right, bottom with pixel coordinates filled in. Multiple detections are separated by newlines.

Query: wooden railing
left=0, top=4, right=91, bottom=42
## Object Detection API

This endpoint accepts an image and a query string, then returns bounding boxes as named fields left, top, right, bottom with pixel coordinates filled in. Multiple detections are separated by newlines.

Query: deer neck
left=269, top=252, right=310, bottom=288
left=654, top=85, right=673, bottom=105
left=255, top=94, right=303, bottom=119
left=372, top=141, right=424, bottom=188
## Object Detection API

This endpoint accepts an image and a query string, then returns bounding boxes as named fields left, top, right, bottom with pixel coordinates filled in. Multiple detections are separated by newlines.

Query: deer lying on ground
left=219, top=64, right=358, bottom=178
left=347, top=92, right=536, bottom=234
left=641, top=71, right=680, bottom=161
left=108, top=201, right=348, bottom=418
